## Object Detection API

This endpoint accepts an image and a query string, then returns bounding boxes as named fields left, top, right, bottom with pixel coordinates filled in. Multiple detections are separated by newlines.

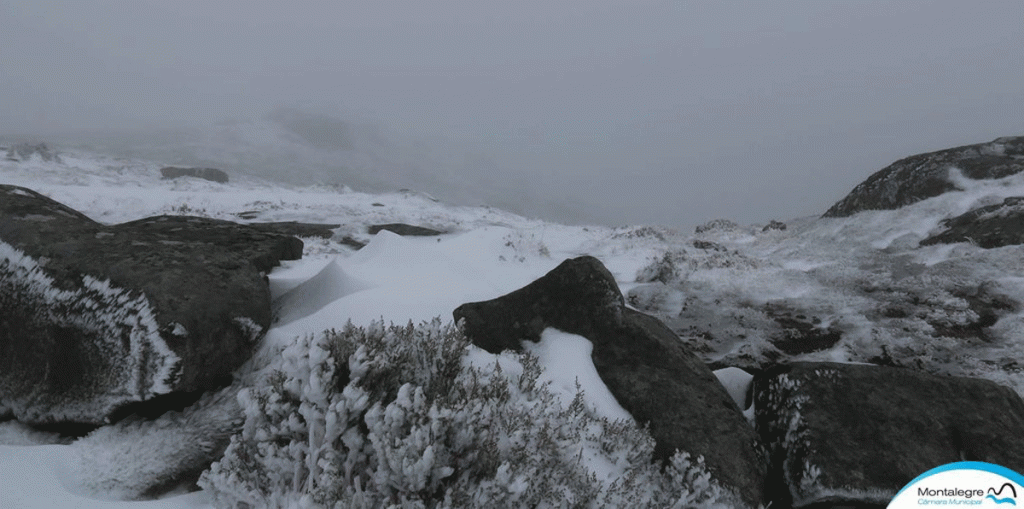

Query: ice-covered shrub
left=200, top=319, right=740, bottom=508
left=500, top=231, right=550, bottom=262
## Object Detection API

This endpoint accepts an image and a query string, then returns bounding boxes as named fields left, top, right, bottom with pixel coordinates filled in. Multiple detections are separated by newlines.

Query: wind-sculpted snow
left=0, top=241, right=180, bottom=424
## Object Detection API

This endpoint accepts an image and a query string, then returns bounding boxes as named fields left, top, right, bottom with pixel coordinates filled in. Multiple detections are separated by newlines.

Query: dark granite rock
left=454, top=256, right=765, bottom=506
left=160, top=166, right=229, bottom=184
left=921, top=196, right=1024, bottom=249
left=246, top=221, right=341, bottom=239
left=367, top=223, right=444, bottom=236
left=0, top=185, right=301, bottom=425
left=824, top=136, right=1024, bottom=217
left=763, top=220, right=787, bottom=232
left=755, top=362, right=1024, bottom=507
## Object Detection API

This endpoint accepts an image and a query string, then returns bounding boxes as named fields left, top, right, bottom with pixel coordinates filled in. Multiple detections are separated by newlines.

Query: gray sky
left=2, top=0, right=1023, bottom=228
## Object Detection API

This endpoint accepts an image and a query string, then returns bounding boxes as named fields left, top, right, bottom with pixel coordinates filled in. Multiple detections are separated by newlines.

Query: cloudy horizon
left=2, top=0, right=1022, bottom=229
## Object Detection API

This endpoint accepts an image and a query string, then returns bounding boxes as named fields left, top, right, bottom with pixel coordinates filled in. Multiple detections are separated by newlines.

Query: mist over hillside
left=6, top=107, right=623, bottom=229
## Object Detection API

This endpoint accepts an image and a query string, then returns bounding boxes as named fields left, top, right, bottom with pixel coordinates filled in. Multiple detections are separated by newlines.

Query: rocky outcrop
left=367, top=223, right=444, bottom=236
left=454, top=256, right=766, bottom=507
left=0, top=185, right=301, bottom=425
left=5, top=142, right=60, bottom=163
left=159, top=166, right=229, bottom=184
left=921, top=196, right=1024, bottom=248
left=762, top=220, right=787, bottom=232
left=755, top=362, right=1024, bottom=507
left=695, top=218, right=739, bottom=234
left=824, top=136, right=1024, bottom=217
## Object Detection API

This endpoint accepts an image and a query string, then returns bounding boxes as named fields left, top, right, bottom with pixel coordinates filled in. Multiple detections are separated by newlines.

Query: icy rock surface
left=755, top=362, right=1024, bottom=507
left=824, top=136, right=1024, bottom=217
left=0, top=185, right=302, bottom=424
left=922, top=195, right=1024, bottom=248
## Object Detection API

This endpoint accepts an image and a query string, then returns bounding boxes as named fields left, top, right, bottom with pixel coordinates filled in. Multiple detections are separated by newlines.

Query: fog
left=2, top=0, right=1023, bottom=230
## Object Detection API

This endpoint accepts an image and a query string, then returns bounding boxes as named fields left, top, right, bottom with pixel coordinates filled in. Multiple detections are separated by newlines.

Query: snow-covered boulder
left=824, top=136, right=1024, bottom=217
left=159, top=166, right=229, bottom=183
left=454, top=255, right=766, bottom=507
left=0, top=185, right=302, bottom=425
left=755, top=362, right=1024, bottom=507
left=922, top=196, right=1024, bottom=248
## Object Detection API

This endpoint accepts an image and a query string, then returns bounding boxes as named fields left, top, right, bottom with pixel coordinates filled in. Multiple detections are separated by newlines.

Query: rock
left=338, top=236, right=367, bottom=250
left=454, top=256, right=765, bottom=506
left=692, top=239, right=727, bottom=251
left=765, top=305, right=842, bottom=355
left=159, top=166, right=229, bottom=184
left=0, top=185, right=302, bottom=425
left=755, top=362, right=1024, bottom=507
left=762, top=220, right=787, bottom=232
left=6, top=142, right=60, bottom=163
left=246, top=221, right=341, bottom=239
left=695, top=218, right=739, bottom=234
left=367, top=223, right=444, bottom=236
left=824, top=136, right=1024, bottom=217
left=921, top=196, right=1024, bottom=248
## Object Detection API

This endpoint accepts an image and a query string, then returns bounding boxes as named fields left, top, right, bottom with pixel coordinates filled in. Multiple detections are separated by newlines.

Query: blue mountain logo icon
left=987, top=483, right=1018, bottom=505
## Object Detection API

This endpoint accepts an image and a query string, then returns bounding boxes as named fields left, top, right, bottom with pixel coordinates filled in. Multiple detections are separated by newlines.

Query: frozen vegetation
left=2, top=144, right=1024, bottom=507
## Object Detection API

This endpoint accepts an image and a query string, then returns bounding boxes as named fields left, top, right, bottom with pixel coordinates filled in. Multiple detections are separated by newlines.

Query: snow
left=3, top=144, right=1024, bottom=506
left=0, top=445, right=212, bottom=508
left=524, top=329, right=634, bottom=425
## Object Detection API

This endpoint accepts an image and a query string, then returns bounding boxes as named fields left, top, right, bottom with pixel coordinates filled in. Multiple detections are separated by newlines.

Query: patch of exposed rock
left=922, top=196, right=1024, bottom=248
left=160, top=166, right=229, bottom=184
left=0, top=185, right=301, bottom=425
left=454, top=256, right=766, bottom=507
left=367, top=223, right=444, bottom=236
left=824, top=136, right=1024, bottom=217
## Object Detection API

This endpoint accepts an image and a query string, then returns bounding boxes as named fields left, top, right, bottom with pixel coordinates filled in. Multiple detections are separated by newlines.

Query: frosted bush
left=200, top=318, right=739, bottom=508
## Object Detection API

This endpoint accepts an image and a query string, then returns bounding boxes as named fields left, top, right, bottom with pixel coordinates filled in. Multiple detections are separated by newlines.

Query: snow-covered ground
left=3, top=146, right=1024, bottom=506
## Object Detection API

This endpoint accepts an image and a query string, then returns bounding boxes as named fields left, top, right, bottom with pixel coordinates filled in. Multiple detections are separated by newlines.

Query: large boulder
left=159, top=166, right=229, bottom=184
left=921, top=196, right=1024, bottom=248
left=454, top=256, right=766, bottom=506
left=755, top=362, right=1024, bottom=507
left=824, top=136, right=1024, bottom=217
left=0, top=185, right=302, bottom=425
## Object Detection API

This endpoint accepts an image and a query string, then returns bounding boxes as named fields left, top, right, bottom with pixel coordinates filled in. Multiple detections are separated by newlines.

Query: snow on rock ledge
left=0, top=184, right=303, bottom=425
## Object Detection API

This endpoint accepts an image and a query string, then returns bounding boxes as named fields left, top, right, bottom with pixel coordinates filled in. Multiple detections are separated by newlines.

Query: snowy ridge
left=0, top=239, right=180, bottom=422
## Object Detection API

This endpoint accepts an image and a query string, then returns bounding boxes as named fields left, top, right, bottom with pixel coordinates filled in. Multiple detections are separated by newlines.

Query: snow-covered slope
left=3, top=145, right=1024, bottom=506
